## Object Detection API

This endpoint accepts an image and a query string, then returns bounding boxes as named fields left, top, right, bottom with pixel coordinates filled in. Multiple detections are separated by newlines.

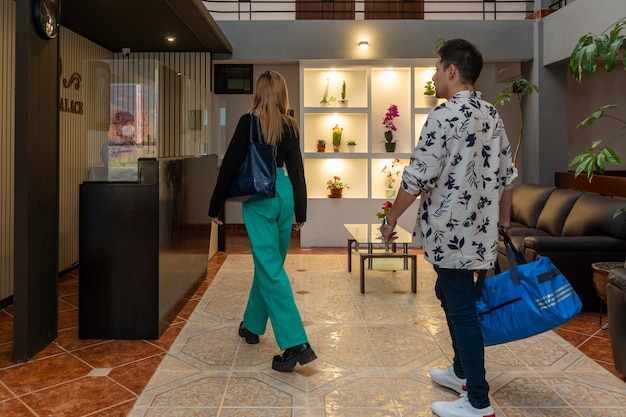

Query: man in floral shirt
left=381, top=39, right=517, bottom=417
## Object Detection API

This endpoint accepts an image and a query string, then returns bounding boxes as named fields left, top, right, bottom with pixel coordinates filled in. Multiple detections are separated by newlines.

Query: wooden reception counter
left=78, top=155, right=217, bottom=339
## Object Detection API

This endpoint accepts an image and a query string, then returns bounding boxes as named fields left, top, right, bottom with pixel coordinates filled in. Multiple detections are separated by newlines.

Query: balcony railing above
left=204, top=0, right=567, bottom=21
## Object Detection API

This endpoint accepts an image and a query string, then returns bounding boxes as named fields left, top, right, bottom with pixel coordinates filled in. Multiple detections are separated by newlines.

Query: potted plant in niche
left=381, top=158, right=401, bottom=198
left=320, top=78, right=335, bottom=106
left=332, top=124, right=343, bottom=152
left=568, top=19, right=625, bottom=181
left=316, top=138, right=326, bottom=152
left=424, top=81, right=437, bottom=107
left=493, top=70, right=540, bottom=166
left=338, top=80, right=349, bottom=106
left=327, top=176, right=349, bottom=198
left=382, top=104, right=399, bottom=152
left=347, top=138, right=357, bottom=153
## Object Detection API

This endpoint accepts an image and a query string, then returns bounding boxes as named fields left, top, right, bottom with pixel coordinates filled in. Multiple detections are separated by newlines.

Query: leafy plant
left=341, top=80, right=347, bottom=100
left=376, top=201, right=393, bottom=219
left=332, top=124, right=343, bottom=146
left=568, top=105, right=623, bottom=180
left=568, top=19, right=626, bottom=180
left=347, top=138, right=357, bottom=146
left=320, top=78, right=336, bottom=104
left=382, top=104, right=399, bottom=143
left=424, top=81, right=436, bottom=96
left=494, top=70, right=539, bottom=166
left=326, top=176, right=349, bottom=190
left=317, top=138, right=326, bottom=144
left=569, top=20, right=626, bottom=82
left=381, top=158, right=401, bottom=189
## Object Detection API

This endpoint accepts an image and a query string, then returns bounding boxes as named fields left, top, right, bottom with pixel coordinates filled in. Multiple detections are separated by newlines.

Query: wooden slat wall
left=58, top=28, right=112, bottom=272
left=0, top=0, right=15, bottom=301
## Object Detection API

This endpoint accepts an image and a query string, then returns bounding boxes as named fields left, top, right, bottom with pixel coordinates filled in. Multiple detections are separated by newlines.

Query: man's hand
left=380, top=224, right=398, bottom=243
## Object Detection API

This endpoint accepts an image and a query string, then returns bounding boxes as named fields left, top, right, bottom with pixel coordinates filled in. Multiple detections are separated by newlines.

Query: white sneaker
left=432, top=395, right=495, bottom=417
left=429, top=366, right=467, bottom=394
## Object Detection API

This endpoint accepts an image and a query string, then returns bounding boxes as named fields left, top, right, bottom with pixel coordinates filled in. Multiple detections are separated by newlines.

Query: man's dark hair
left=437, top=39, right=483, bottom=85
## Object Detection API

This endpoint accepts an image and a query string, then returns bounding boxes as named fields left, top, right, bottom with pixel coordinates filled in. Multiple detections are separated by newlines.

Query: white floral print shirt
left=402, top=90, right=518, bottom=270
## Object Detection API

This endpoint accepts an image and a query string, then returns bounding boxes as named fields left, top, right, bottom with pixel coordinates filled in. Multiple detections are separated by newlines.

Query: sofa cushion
left=536, top=189, right=583, bottom=236
left=509, top=225, right=551, bottom=237
left=562, top=193, right=626, bottom=239
left=511, top=184, right=555, bottom=228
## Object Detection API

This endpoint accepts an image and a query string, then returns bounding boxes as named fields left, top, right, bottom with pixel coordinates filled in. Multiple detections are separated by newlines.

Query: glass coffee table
left=343, top=223, right=417, bottom=294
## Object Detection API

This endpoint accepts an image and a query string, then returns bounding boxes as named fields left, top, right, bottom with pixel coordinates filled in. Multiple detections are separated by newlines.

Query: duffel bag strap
left=475, top=236, right=522, bottom=300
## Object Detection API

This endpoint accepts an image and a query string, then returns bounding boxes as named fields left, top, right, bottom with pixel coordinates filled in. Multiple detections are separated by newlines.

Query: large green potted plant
left=568, top=19, right=626, bottom=180
left=494, top=70, right=539, bottom=166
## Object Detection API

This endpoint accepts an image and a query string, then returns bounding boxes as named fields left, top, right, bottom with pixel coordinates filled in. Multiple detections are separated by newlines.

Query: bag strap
left=475, top=235, right=523, bottom=300
left=249, top=113, right=262, bottom=144
left=503, top=235, right=526, bottom=266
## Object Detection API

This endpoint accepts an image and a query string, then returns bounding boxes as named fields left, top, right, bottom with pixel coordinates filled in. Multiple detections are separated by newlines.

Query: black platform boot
left=272, top=343, right=317, bottom=372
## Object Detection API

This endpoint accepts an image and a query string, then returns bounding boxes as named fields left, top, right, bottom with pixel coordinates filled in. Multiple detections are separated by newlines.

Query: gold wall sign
left=59, top=59, right=84, bottom=115
left=59, top=98, right=83, bottom=114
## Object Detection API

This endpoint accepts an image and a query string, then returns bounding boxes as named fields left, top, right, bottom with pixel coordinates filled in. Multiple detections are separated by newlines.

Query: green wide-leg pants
left=242, top=168, right=308, bottom=350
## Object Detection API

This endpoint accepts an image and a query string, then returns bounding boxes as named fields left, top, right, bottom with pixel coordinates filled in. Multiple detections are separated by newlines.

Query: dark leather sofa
left=498, top=183, right=626, bottom=310
left=608, top=267, right=626, bottom=380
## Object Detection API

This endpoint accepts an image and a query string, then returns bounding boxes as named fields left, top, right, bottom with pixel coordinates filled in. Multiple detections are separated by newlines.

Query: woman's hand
left=294, top=222, right=305, bottom=231
left=210, top=217, right=223, bottom=225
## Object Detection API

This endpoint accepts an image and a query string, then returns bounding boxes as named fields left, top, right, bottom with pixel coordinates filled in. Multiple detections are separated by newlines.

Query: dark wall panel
left=13, top=0, right=60, bottom=362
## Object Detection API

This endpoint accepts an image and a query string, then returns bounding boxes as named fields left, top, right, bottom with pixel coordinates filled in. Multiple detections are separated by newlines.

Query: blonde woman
left=208, top=70, right=315, bottom=372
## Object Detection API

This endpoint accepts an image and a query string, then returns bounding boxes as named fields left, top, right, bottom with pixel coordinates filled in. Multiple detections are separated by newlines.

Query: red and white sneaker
left=429, top=366, right=467, bottom=394
left=432, top=395, right=495, bottom=417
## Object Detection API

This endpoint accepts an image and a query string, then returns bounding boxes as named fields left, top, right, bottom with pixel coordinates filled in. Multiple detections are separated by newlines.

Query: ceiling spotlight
left=359, top=39, right=369, bottom=49
left=166, top=36, right=176, bottom=42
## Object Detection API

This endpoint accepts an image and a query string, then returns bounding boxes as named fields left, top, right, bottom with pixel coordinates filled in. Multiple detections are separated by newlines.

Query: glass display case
left=83, top=59, right=215, bottom=181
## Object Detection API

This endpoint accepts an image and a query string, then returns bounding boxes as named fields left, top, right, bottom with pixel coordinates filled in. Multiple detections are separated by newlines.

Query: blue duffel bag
left=475, top=236, right=582, bottom=347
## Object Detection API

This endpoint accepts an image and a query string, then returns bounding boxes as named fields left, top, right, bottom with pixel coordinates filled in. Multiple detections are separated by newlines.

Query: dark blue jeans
left=434, top=266, right=490, bottom=409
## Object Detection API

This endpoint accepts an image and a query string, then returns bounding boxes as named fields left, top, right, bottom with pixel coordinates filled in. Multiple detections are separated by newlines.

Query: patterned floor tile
left=128, top=254, right=626, bottom=417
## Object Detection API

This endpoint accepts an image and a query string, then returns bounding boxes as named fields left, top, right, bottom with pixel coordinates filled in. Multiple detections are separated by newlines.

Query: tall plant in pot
left=494, top=70, right=539, bottom=166
left=338, top=80, right=348, bottom=106
left=320, top=78, right=336, bottom=106
left=382, top=104, right=399, bottom=152
left=332, top=124, right=343, bottom=152
left=568, top=19, right=626, bottom=181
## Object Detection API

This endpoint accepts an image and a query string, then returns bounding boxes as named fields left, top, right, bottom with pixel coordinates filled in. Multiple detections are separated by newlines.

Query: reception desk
left=78, top=155, right=217, bottom=339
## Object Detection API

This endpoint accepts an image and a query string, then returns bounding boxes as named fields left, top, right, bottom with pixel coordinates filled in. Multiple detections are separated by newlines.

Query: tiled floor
left=0, top=229, right=623, bottom=416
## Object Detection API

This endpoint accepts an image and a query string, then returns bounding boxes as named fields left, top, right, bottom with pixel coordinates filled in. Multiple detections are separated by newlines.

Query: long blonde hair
left=249, top=70, right=298, bottom=145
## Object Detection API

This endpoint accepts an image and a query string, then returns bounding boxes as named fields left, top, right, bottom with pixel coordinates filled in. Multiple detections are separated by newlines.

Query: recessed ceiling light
left=166, top=36, right=176, bottom=42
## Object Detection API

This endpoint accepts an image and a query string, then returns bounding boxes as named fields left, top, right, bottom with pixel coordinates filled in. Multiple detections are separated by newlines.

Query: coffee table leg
left=360, top=254, right=367, bottom=293
left=347, top=239, right=354, bottom=272
left=411, top=255, right=417, bottom=293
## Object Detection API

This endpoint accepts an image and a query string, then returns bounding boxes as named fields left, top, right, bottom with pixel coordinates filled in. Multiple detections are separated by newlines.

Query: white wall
left=543, top=0, right=625, bottom=65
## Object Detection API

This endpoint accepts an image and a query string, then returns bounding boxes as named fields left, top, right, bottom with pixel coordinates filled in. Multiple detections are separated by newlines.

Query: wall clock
left=33, top=0, right=60, bottom=40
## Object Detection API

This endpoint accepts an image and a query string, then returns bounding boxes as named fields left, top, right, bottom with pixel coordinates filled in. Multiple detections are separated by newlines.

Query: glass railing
left=204, top=0, right=566, bottom=21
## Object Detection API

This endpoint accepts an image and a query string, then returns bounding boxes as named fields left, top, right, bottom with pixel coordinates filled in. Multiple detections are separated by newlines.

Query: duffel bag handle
left=475, top=235, right=524, bottom=300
